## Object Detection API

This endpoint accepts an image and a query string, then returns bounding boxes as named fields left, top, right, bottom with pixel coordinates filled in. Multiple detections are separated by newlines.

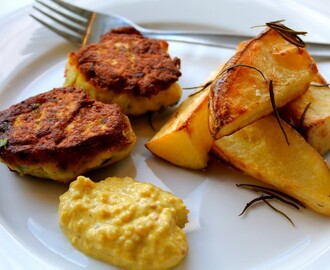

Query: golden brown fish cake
left=64, top=26, right=182, bottom=115
left=0, top=87, right=136, bottom=183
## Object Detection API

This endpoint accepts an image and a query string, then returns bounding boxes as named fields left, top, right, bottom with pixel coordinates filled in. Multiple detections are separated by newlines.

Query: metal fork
left=31, top=0, right=330, bottom=58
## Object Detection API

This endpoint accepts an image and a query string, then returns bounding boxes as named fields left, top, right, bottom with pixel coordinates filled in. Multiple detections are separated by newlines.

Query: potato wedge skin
left=209, top=28, right=318, bottom=139
left=212, top=115, right=330, bottom=216
left=281, top=75, right=330, bottom=155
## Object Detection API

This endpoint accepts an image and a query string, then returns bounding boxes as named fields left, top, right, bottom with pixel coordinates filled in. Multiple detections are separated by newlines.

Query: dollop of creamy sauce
left=59, top=176, right=189, bottom=270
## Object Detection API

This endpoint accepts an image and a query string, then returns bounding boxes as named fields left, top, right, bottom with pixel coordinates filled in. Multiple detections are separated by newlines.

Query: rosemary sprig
left=237, top=183, right=305, bottom=208
left=266, top=20, right=307, bottom=47
left=238, top=194, right=295, bottom=226
left=237, top=183, right=305, bottom=227
left=253, top=20, right=307, bottom=47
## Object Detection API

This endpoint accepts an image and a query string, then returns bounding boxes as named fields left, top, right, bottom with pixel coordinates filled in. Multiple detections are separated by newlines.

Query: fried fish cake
left=0, top=87, right=136, bottom=183
left=64, top=26, right=182, bottom=116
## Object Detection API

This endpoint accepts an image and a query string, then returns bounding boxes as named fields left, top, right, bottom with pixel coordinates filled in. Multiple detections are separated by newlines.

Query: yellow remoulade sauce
left=58, top=176, right=189, bottom=270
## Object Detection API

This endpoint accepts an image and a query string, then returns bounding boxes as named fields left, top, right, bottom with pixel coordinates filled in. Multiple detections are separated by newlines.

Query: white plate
left=1, top=0, right=330, bottom=269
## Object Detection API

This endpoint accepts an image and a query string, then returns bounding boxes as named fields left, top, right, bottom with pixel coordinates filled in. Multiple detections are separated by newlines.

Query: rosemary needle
left=187, top=81, right=213, bottom=97
left=298, top=102, right=312, bottom=133
left=268, top=79, right=290, bottom=145
left=239, top=194, right=273, bottom=216
left=263, top=198, right=295, bottom=227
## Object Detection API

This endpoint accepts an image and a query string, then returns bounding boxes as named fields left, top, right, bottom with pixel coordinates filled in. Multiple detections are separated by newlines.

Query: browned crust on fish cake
left=71, top=26, right=181, bottom=97
left=0, top=87, right=135, bottom=170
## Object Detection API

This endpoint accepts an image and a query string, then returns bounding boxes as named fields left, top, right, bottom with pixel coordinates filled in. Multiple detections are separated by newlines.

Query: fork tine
left=30, top=13, right=82, bottom=44
left=48, top=0, right=93, bottom=18
left=32, top=5, right=86, bottom=35
left=35, top=0, right=88, bottom=26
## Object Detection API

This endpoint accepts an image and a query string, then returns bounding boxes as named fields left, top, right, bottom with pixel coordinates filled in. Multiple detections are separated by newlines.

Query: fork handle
left=143, top=31, right=248, bottom=50
left=143, top=31, right=330, bottom=58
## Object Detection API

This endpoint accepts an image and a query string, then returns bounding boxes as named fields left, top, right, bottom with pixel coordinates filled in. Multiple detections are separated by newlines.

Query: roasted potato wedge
left=145, top=89, right=211, bottom=169
left=281, top=75, right=330, bottom=155
left=212, top=115, right=330, bottom=216
left=209, top=28, right=318, bottom=139
left=145, top=69, right=221, bottom=169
